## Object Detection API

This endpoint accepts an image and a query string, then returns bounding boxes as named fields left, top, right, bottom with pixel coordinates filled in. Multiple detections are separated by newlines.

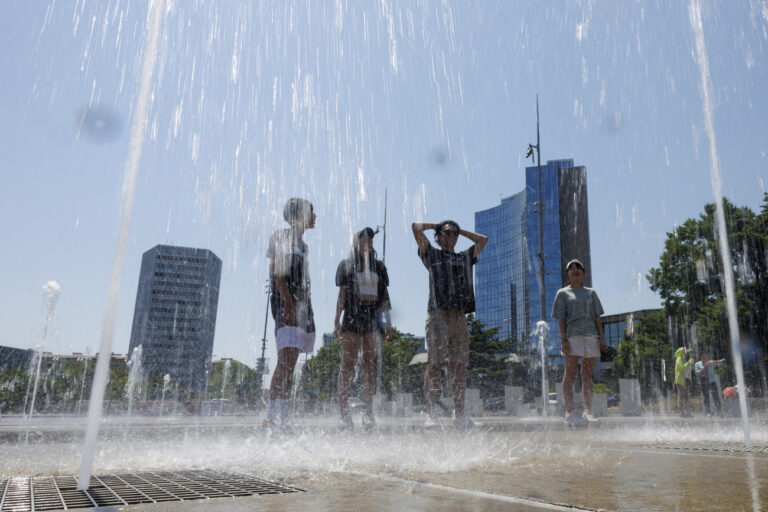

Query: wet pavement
left=1, top=414, right=766, bottom=511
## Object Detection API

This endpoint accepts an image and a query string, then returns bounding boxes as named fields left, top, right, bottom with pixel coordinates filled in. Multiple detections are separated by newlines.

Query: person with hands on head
left=412, top=220, right=488, bottom=430
left=552, top=259, right=607, bottom=427
left=334, top=227, right=392, bottom=431
left=675, top=346, right=695, bottom=418
left=263, top=197, right=317, bottom=431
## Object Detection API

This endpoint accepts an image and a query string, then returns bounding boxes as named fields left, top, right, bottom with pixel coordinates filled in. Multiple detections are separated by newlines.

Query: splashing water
left=220, top=359, right=231, bottom=415
left=25, top=281, right=62, bottom=442
left=531, top=320, right=550, bottom=416
left=160, top=374, right=171, bottom=415
left=4, top=4, right=762, bottom=507
left=125, top=345, right=144, bottom=418
left=78, top=0, right=166, bottom=490
left=76, top=347, right=92, bottom=415
left=689, top=0, right=751, bottom=446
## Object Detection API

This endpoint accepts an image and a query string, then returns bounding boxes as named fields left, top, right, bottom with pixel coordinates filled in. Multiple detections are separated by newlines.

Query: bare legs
left=581, top=357, right=595, bottom=412
left=562, top=355, right=596, bottom=413
left=424, top=361, right=466, bottom=416
left=424, top=363, right=442, bottom=414
left=337, top=331, right=379, bottom=414
left=360, top=333, right=378, bottom=408
left=449, top=362, right=466, bottom=416
left=269, top=347, right=300, bottom=400
left=562, top=356, right=578, bottom=414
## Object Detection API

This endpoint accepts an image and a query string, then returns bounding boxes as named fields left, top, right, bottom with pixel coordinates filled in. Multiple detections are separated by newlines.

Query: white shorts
left=565, top=335, right=600, bottom=358
left=276, top=326, right=316, bottom=353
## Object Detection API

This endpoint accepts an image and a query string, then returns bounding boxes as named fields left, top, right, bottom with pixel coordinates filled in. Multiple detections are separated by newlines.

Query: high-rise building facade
left=475, top=159, right=591, bottom=355
left=475, top=191, right=528, bottom=349
left=128, top=245, right=222, bottom=392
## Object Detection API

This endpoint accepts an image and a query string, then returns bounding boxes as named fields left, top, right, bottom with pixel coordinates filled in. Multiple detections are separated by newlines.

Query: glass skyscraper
left=475, top=159, right=591, bottom=356
left=475, top=191, right=528, bottom=350
left=128, top=244, right=222, bottom=392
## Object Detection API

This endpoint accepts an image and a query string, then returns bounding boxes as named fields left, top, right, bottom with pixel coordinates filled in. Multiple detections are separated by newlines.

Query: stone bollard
left=373, top=394, right=393, bottom=416
left=592, top=393, right=608, bottom=416
left=619, top=378, right=642, bottom=416
left=394, top=392, right=413, bottom=417
left=465, top=388, right=482, bottom=415
left=504, top=386, right=525, bottom=416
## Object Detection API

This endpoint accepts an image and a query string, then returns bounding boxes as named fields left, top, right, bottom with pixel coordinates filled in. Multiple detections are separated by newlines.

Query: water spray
left=689, top=0, right=751, bottom=446
left=77, top=0, right=166, bottom=490
left=25, top=281, right=61, bottom=443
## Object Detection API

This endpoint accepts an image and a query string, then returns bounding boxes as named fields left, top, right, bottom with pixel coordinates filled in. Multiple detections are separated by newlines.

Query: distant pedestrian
left=263, top=197, right=317, bottom=431
left=694, top=353, right=724, bottom=416
left=552, top=259, right=607, bottom=427
left=674, top=346, right=694, bottom=417
left=334, top=227, right=392, bottom=431
left=412, top=220, right=488, bottom=430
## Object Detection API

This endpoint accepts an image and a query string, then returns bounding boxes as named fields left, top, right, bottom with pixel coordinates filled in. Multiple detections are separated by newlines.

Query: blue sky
left=1, top=1, right=766, bottom=378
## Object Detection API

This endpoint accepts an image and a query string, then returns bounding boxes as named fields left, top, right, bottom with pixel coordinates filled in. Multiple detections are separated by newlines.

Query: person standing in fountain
left=674, top=346, right=694, bottom=418
left=334, top=227, right=392, bottom=431
left=552, top=259, right=607, bottom=427
left=263, top=197, right=317, bottom=431
left=412, top=220, right=488, bottom=430
left=695, top=353, right=724, bottom=417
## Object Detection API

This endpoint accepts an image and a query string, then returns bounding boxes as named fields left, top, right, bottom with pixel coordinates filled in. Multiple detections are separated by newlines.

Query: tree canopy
left=467, top=314, right=515, bottom=398
left=640, top=195, right=768, bottom=392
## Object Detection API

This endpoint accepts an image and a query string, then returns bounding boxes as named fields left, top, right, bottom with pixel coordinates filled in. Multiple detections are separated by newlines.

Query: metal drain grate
left=0, top=470, right=302, bottom=511
left=639, top=441, right=768, bottom=454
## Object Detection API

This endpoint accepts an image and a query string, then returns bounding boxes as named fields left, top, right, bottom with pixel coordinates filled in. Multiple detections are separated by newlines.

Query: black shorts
left=341, top=307, right=379, bottom=334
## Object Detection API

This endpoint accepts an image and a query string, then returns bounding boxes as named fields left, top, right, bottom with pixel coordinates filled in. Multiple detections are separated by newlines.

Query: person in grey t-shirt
left=551, top=258, right=606, bottom=426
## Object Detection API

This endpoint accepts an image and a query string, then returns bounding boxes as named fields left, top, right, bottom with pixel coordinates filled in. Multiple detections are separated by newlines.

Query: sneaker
left=424, top=412, right=440, bottom=428
left=453, top=414, right=476, bottom=431
left=339, top=413, right=354, bottom=431
left=565, top=410, right=587, bottom=427
left=582, top=410, right=600, bottom=425
left=362, top=411, right=376, bottom=431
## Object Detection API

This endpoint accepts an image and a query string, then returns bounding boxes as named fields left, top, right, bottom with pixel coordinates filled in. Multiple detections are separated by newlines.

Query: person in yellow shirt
left=674, top=346, right=694, bottom=418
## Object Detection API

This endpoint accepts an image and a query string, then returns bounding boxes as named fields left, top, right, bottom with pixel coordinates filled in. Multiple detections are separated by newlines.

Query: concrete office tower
left=128, top=245, right=222, bottom=393
left=475, top=159, right=591, bottom=355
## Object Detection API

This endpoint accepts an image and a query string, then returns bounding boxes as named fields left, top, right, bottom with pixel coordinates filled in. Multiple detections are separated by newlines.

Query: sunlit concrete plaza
left=1, top=413, right=766, bottom=511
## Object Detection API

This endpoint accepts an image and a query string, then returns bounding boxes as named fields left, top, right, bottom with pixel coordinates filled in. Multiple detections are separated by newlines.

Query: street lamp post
left=375, top=188, right=388, bottom=396
left=258, top=280, right=270, bottom=406
left=526, top=94, right=548, bottom=415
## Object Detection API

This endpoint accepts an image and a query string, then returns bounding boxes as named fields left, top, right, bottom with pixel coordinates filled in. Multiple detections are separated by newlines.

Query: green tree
left=205, top=359, right=262, bottom=409
left=647, top=196, right=768, bottom=393
left=381, top=329, right=423, bottom=400
left=43, top=359, right=90, bottom=412
left=467, top=314, right=514, bottom=399
left=611, top=309, right=674, bottom=402
left=299, top=339, right=342, bottom=409
left=145, top=370, right=169, bottom=400
left=299, top=329, right=425, bottom=409
left=104, top=357, right=128, bottom=402
left=0, top=368, right=30, bottom=413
